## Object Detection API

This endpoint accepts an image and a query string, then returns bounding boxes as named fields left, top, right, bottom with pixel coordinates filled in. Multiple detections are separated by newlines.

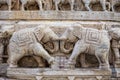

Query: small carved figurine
left=108, top=0, right=120, bottom=12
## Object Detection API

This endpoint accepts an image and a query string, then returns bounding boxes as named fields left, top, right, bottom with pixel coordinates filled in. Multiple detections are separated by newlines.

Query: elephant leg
left=8, top=43, right=25, bottom=67
left=32, top=43, right=55, bottom=65
left=85, top=3, right=91, bottom=11
left=70, top=0, right=74, bottom=11
left=55, top=2, right=59, bottom=11
left=21, top=1, right=27, bottom=11
left=95, top=48, right=110, bottom=70
left=21, top=4, right=25, bottom=11
left=112, top=4, right=115, bottom=12
left=0, top=43, right=4, bottom=63
left=100, top=0, right=107, bottom=11
left=8, top=52, right=25, bottom=68
left=37, top=0, right=43, bottom=11
left=68, top=40, right=86, bottom=65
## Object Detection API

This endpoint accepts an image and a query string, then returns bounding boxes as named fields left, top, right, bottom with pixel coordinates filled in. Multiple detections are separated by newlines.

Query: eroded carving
left=0, top=0, right=11, bottom=10
left=109, top=28, right=120, bottom=62
left=0, top=0, right=119, bottom=11
left=20, top=0, right=43, bottom=11
left=0, top=25, right=15, bottom=63
left=53, top=0, right=75, bottom=11
left=61, top=26, right=110, bottom=70
left=109, top=0, right=120, bottom=12
left=8, top=26, right=59, bottom=68
left=82, top=0, right=108, bottom=11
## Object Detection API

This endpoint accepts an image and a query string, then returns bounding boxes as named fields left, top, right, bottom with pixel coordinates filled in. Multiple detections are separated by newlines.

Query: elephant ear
left=108, top=28, right=120, bottom=40
left=73, top=26, right=82, bottom=39
left=34, top=27, right=45, bottom=42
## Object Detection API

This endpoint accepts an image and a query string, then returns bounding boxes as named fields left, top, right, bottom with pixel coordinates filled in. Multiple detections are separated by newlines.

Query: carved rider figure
left=112, top=39, right=120, bottom=62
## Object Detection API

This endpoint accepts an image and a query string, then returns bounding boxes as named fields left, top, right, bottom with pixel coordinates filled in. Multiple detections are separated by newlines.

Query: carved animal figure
left=0, top=0, right=11, bottom=10
left=108, top=0, right=120, bottom=12
left=82, top=0, right=107, bottom=11
left=20, top=0, right=44, bottom=11
left=8, top=26, right=59, bottom=68
left=61, top=26, right=110, bottom=70
left=79, top=27, right=120, bottom=67
left=53, top=0, right=75, bottom=11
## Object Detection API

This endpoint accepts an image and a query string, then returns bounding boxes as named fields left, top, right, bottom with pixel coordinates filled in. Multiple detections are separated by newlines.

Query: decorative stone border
left=7, top=68, right=111, bottom=80
left=0, top=11, right=119, bottom=21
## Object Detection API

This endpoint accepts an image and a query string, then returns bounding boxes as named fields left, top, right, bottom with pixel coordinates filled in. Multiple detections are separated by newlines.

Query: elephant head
left=108, top=28, right=120, bottom=40
left=60, top=26, right=83, bottom=54
left=34, top=26, right=59, bottom=53
left=0, top=25, right=15, bottom=38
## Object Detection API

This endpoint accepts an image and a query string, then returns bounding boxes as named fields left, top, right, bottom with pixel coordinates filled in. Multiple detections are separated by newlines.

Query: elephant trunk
left=60, top=40, right=72, bottom=54
left=46, top=41, right=59, bottom=53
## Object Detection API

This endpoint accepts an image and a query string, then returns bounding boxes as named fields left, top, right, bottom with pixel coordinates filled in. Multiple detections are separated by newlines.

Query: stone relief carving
left=0, top=25, right=15, bottom=63
left=0, top=0, right=11, bottom=10
left=61, top=26, right=110, bottom=70
left=53, top=0, right=75, bottom=11
left=82, top=0, right=108, bottom=11
left=20, top=0, right=43, bottom=11
left=7, top=26, right=60, bottom=68
left=0, top=0, right=119, bottom=12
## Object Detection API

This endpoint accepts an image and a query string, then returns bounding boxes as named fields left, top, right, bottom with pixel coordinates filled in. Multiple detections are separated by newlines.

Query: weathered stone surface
left=0, top=11, right=119, bottom=21
left=0, top=63, right=8, bottom=76
left=7, top=68, right=111, bottom=80
left=115, top=68, right=120, bottom=77
left=0, top=0, right=119, bottom=80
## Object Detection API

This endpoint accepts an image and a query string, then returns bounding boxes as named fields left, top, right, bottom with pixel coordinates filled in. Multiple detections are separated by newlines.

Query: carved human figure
left=20, top=0, right=44, bottom=11
left=8, top=26, right=59, bottom=68
left=82, top=0, right=108, bottom=11
left=61, top=26, right=110, bottom=70
left=108, top=28, right=120, bottom=62
left=53, top=0, right=75, bottom=11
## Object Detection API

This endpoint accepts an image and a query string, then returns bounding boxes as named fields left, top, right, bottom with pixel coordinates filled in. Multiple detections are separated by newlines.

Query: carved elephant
left=82, top=0, right=108, bottom=11
left=8, top=26, right=59, bottom=68
left=61, top=26, right=110, bottom=70
left=20, top=0, right=44, bottom=11
left=53, top=0, right=75, bottom=11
